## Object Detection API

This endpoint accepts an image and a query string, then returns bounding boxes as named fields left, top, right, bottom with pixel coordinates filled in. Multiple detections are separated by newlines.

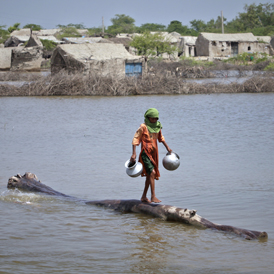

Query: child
left=130, top=108, right=172, bottom=203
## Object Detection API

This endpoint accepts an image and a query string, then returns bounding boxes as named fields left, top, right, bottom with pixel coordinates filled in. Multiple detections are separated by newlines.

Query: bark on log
left=7, top=173, right=268, bottom=240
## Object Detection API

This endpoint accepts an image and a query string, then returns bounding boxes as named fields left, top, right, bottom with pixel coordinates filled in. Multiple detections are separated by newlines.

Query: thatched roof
left=255, top=36, right=271, bottom=43
left=34, top=29, right=61, bottom=36
left=62, top=37, right=111, bottom=44
left=10, top=29, right=31, bottom=36
left=107, top=37, right=132, bottom=47
left=53, top=43, right=141, bottom=61
left=38, top=36, right=62, bottom=43
left=200, top=32, right=257, bottom=42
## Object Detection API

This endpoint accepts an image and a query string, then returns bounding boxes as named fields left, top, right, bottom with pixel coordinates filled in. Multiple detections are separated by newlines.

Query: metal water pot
left=125, top=160, right=143, bottom=177
left=162, top=152, right=180, bottom=171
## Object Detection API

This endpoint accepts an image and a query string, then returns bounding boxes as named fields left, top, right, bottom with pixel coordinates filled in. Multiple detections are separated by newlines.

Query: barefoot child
left=130, top=108, right=172, bottom=203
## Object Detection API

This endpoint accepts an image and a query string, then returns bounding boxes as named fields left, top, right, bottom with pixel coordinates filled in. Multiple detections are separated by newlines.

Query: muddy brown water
left=1, top=94, right=274, bottom=273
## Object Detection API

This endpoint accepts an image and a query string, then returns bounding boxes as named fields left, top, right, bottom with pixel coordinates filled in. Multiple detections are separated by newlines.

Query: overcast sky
left=0, top=0, right=270, bottom=30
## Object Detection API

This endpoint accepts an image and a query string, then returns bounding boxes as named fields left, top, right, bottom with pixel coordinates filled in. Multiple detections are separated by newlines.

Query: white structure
left=179, top=36, right=197, bottom=57
left=51, top=43, right=146, bottom=77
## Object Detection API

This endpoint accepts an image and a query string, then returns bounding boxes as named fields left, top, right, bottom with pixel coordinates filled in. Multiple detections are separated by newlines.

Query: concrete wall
left=0, top=48, right=12, bottom=70
left=195, top=35, right=210, bottom=56
left=84, top=58, right=146, bottom=78
left=238, top=42, right=270, bottom=55
left=85, top=59, right=127, bottom=77
left=209, top=41, right=231, bottom=57
left=11, top=47, right=43, bottom=71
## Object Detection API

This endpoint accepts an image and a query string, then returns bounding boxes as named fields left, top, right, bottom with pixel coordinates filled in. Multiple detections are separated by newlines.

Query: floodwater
left=0, top=94, right=274, bottom=273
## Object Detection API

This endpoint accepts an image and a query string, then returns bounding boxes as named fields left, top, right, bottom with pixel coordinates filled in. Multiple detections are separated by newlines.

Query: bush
left=41, top=39, right=57, bottom=51
left=264, top=62, right=274, bottom=71
left=1, top=71, right=273, bottom=97
left=255, top=53, right=268, bottom=64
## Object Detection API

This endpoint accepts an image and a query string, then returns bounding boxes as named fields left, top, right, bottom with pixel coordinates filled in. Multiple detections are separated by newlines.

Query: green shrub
left=8, top=23, right=20, bottom=33
left=264, top=62, right=274, bottom=71
left=41, top=39, right=57, bottom=50
left=255, top=57, right=268, bottom=64
left=56, top=27, right=81, bottom=39
left=224, top=52, right=257, bottom=65
left=0, top=27, right=9, bottom=44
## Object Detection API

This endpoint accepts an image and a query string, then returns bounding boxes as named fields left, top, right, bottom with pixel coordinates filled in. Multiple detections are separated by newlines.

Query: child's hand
left=130, top=154, right=136, bottom=163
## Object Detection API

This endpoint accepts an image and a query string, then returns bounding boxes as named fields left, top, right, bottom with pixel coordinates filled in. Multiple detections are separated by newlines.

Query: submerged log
left=7, top=172, right=268, bottom=240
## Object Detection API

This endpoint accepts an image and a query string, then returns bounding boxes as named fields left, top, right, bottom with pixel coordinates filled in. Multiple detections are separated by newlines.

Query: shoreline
left=0, top=68, right=274, bottom=97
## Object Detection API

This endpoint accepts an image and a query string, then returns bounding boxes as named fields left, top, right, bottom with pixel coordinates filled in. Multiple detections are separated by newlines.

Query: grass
left=179, top=56, right=215, bottom=67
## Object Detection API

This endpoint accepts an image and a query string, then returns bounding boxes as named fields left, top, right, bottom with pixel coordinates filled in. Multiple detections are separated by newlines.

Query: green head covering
left=144, top=108, right=162, bottom=133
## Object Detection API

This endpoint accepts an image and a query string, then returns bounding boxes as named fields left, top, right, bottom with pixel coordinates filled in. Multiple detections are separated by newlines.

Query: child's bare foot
left=141, top=197, right=151, bottom=203
left=151, top=197, right=161, bottom=203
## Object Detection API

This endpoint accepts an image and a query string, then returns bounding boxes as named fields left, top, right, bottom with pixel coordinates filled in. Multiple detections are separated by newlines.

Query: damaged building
left=51, top=43, right=146, bottom=77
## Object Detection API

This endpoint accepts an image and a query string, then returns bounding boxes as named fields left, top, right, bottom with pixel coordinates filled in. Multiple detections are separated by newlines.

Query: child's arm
left=162, top=141, right=172, bottom=153
left=130, top=145, right=137, bottom=163
left=131, top=126, right=143, bottom=162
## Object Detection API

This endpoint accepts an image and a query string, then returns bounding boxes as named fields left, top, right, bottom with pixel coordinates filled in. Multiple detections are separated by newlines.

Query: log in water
left=7, top=172, right=268, bottom=240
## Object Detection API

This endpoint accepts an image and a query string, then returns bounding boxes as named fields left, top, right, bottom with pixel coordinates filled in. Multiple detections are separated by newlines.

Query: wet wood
left=7, top=172, right=268, bottom=240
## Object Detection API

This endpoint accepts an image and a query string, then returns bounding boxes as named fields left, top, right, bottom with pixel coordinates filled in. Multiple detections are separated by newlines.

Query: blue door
left=125, top=63, right=142, bottom=77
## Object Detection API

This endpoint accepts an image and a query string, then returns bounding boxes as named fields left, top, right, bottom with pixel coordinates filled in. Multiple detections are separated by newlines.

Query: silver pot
left=125, top=160, right=143, bottom=177
left=162, top=152, right=180, bottom=171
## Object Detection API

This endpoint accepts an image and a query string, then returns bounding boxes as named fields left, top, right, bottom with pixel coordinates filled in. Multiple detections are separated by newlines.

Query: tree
left=107, top=14, right=136, bottom=35
left=189, top=19, right=207, bottom=32
left=130, top=31, right=177, bottom=57
left=8, top=23, right=20, bottom=33
left=87, top=27, right=103, bottom=36
left=226, top=2, right=274, bottom=32
left=137, top=23, right=166, bottom=33
left=57, top=23, right=86, bottom=29
left=167, top=20, right=197, bottom=35
left=23, top=24, right=42, bottom=31
left=0, top=25, right=9, bottom=43
left=251, top=25, right=274, bottom=36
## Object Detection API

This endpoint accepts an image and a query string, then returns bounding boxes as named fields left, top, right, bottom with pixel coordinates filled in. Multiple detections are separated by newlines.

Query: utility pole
left=221, top=11, right=224, bottom=33
left=102, top=16, right=105, bottom=36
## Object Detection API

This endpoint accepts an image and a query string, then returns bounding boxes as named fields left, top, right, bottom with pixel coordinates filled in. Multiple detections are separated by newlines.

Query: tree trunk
left=7, top=172, right=268, bottom=240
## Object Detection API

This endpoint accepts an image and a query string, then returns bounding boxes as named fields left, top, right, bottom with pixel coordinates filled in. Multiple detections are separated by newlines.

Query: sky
left=0, top=0, right=270, bottom=30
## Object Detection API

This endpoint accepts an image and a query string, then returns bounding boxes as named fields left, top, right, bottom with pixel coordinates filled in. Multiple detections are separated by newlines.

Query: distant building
left=196, top=32, right=270, bottom=58
left=179, top=36, right=197, bottom=57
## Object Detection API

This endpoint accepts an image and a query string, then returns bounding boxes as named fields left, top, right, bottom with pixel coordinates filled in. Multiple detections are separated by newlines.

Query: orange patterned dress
left=132, top=123, right=165, bottom=180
